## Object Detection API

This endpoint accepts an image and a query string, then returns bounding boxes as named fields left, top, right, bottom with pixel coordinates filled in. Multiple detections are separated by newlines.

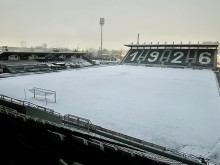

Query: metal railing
left=63, top=114, right=94, bottom=131
left=0, top=94, right=61, bottom=116
left=165, top=148, right=220, bottom=165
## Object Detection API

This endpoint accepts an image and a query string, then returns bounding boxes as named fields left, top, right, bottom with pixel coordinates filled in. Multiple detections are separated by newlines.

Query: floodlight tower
left=100, top=18, right=105, bottom=61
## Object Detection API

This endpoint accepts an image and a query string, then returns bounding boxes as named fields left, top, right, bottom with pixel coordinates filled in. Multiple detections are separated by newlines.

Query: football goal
left=27, top=87, right=56, bottom=103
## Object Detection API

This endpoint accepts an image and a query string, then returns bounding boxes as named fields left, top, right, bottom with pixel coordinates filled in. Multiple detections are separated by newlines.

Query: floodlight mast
left=100, top=18, right=105, bottom=62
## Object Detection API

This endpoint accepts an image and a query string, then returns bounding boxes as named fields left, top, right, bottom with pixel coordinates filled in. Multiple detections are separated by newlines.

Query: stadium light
left=100, top=18, right=105, bottom=62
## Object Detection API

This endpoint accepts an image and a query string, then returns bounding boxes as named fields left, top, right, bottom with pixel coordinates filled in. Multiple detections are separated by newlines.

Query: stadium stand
left=64, top=57, right=93, bottom=68
left=0, top=60, right=48, bottom=73
left=0, top=49, right=94, bottom=74
left=1, top=94, right=219, bottom=165
left=121, top=43, right=218, bottom=70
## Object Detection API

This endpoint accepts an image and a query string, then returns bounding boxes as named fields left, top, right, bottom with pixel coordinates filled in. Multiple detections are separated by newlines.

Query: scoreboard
left=122, top=44, right=218, bottom=69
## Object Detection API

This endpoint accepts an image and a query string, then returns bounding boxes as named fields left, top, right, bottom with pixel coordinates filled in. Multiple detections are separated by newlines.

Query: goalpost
left=27, top=87, right=56, bottom=104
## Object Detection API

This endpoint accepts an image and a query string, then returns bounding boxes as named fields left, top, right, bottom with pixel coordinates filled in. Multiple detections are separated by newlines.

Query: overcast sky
left=0, top=0, right=220, bottom=50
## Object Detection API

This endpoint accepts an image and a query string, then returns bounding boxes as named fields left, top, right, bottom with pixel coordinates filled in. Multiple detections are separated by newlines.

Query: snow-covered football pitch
left=0, top=65, right=220, bottom=162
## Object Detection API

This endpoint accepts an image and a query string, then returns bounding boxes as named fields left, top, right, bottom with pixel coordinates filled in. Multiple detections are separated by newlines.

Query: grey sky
left=0, top=0, right=220, bottom=50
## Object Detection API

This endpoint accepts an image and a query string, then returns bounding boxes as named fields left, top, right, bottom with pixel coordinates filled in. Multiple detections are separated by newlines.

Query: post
left=54, top=92, right=56, bottom=103
left=24, top=88, right=26, bottom=100
left=100, top=18, right=105, bottom=63
left=101, top=25, right=103, bottom=60
left=213, top=48, right=218, bottom=70
left=45, top=93, right=47, bottom=105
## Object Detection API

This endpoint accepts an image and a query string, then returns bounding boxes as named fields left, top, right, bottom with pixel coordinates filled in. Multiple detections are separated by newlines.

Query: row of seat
left=0, top=58, right=94, bottom=74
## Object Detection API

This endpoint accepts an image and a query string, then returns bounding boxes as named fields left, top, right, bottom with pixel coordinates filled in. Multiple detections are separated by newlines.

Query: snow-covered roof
left=125, top=43, right=219, bottom=48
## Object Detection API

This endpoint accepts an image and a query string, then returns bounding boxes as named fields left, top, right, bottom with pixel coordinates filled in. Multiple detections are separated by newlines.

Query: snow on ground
left=0, top=65, right=220, bottom=162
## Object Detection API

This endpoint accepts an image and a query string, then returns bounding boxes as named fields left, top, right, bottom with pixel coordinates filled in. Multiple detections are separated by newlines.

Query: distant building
left=20, top=41, right=26, bottom=48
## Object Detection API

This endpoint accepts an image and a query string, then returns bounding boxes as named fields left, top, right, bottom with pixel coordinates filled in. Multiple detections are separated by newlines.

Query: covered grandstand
left=0, top=47, right=94, bottom=74
left=121, top=43, right=218, bottom=70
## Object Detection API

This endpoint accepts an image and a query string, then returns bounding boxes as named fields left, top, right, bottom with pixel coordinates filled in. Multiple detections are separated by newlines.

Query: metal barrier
left=0, top=94, right=61, bottom=116
left=63, top=114, right=94, bottom=131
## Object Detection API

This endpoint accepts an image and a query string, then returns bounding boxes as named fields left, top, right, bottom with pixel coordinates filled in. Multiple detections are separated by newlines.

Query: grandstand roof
left=0, top=51, right=87, bottom=57
left=124, top=43, right=219, bottom=48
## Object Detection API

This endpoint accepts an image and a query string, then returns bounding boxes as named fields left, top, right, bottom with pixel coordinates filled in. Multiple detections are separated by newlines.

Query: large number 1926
left=128, top=50, right=212, bottom=65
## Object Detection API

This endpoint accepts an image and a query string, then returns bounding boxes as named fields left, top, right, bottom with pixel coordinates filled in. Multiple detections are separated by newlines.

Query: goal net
left=28, top=87, right=56, bottom=103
